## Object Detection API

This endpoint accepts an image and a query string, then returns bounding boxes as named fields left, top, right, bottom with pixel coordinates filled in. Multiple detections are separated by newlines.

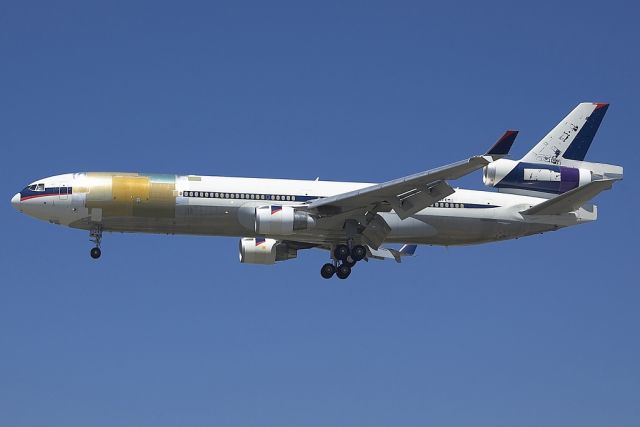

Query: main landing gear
left=320, top=244, right=367, bottom=280
left=89, top=225, right=103, bottom=259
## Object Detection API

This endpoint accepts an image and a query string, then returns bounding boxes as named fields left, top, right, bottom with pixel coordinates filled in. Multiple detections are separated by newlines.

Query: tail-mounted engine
left=239, top=237, right=297, bottom=264
left=483, top=159, right=592, bottom=194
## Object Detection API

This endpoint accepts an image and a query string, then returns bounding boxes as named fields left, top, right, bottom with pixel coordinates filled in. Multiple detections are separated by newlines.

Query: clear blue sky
left=1, top=1, right=638, bottom=426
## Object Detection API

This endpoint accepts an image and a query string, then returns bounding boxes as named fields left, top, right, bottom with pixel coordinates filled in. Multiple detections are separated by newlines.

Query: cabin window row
left=181, top=191, right=296, bottom=201
left=431, top=202, right=464, bottom=208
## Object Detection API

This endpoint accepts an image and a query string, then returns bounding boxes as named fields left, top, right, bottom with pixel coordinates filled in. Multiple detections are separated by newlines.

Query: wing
left=306, top=130, right=518, bottom=220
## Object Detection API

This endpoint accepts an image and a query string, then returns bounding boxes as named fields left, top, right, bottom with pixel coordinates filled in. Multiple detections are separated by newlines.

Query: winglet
left=485, top=130, right=518, bottom=157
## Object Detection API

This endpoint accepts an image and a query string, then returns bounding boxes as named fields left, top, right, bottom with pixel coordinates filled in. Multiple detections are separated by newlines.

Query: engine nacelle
left=239, top=238, right=297, bottom=264
left=254, top=205, right=315, bottom=235
left=483, top=159, right=592, bottom=194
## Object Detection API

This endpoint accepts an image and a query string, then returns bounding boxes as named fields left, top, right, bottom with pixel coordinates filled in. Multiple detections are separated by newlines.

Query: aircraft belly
left=385, top=211, right=548, bottom=245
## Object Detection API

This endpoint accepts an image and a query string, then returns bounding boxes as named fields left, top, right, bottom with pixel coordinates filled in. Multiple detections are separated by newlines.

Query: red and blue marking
left=20, top=186, right=72, bottom=201
left=271, top=205, right=282, bottom=215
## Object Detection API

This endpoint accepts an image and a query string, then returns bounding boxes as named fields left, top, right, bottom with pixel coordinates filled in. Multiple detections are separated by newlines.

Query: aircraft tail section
left=483, top=102, right=622, bottom=197
left=522, top=102, right=609, bottom=164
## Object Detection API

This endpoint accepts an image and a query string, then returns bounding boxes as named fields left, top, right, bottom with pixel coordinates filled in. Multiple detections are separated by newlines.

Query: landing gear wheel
left=344, top=256, right=356, bottom=268
left=320, top=263, right=336, bottom=279
left=333, top=244, right=350, bottom=261
left=89, top=224, right=103, bottom=260
left=336, top=263, right=351, bottom=279
left=351, top=245, right=366, bottom=261
left=90, top=247, right=101, bottom=259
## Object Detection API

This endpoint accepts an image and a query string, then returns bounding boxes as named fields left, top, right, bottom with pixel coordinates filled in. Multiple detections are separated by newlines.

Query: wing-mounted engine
left=483, top=159, right=592, bottom=195
left=239, top=205, right=316, bottom=236
left=239, top=237, right=297, bottom=264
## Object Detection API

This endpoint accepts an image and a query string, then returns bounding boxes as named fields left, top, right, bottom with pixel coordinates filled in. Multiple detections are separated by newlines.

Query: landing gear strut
left=89, top=225, right=102, bottom=259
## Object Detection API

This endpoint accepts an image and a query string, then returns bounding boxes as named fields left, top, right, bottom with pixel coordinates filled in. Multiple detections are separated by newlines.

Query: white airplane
left=11, top=102, right=623, bottom=279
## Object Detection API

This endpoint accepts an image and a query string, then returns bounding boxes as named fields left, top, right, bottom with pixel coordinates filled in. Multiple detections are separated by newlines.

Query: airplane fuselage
left=11, top=172, right=594, bottom=247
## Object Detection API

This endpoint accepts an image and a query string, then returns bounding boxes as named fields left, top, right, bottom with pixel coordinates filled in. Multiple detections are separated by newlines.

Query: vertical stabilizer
left=521, top=102, right=609, bottom=165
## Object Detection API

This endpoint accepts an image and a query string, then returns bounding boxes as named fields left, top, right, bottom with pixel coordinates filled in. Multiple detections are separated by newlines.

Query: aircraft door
left=59, top=185, right=69, bottom=200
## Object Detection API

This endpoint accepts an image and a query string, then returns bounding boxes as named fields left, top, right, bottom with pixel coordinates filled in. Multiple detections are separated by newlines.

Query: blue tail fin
left=486, top=130, right=519, bottom=157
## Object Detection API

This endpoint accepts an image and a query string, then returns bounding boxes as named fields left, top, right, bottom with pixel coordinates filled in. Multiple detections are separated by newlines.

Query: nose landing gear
left=89, top=225, right=102, bottom=259
left=90, top=247, right=102, bottom=259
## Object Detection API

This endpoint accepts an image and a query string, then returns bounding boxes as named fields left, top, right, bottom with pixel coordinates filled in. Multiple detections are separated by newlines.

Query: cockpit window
left=27, top=183, right=45, bottom=191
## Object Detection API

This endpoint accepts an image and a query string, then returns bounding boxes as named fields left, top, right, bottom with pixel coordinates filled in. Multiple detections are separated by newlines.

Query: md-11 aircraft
left=11, top=102, right=623, bottom=279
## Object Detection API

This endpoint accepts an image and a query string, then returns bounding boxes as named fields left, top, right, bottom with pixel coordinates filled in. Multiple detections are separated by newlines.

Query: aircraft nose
left=11, top=193, right=21, bottom=209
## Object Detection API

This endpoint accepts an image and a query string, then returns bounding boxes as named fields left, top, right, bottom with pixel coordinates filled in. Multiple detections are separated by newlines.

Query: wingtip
left=485, top=130, right=519, bottom=156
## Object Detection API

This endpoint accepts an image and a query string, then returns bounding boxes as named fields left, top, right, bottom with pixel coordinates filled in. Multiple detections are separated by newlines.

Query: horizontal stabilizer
left=399, top=244, right=417, bottom=256
left=521, top=179, right=618, bottom=215
left=367, top=245, right=417, bottom=263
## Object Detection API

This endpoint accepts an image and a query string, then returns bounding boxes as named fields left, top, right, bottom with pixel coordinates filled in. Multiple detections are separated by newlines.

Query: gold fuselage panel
left=85, top=173, right=176, bottom=219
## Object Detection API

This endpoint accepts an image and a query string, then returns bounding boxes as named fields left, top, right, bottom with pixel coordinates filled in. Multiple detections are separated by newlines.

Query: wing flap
left=521, top=179, right=618, bottom=215
left=390, top=180, right=454, bottom=220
